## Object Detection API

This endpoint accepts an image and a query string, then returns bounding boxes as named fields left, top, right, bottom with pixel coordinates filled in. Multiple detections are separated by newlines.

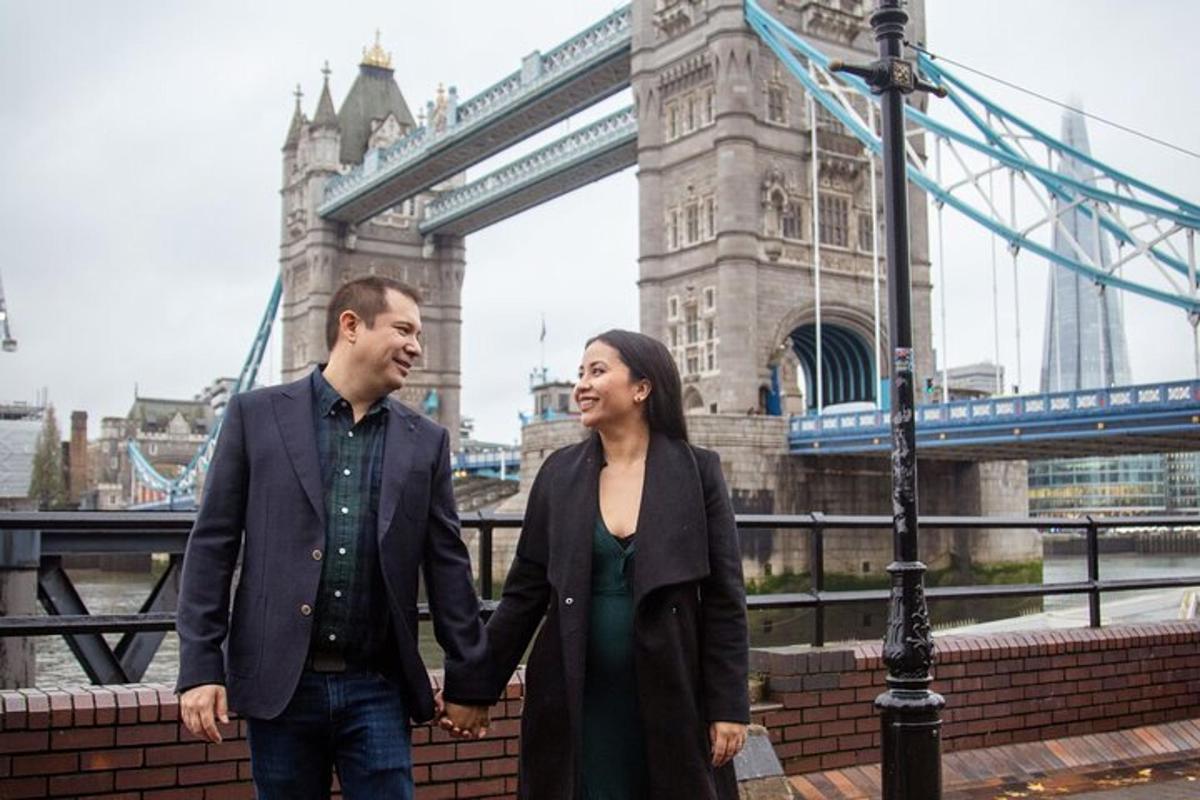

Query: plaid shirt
left=309, top=367, right=390, bottom=665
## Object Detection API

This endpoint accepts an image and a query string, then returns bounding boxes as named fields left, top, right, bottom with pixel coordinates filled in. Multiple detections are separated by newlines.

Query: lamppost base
left=876, top=688, right=946, bottom=800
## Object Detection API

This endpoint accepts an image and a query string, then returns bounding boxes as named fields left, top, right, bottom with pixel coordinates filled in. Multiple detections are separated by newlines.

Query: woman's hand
left=709, top=721, right=747, bottom=767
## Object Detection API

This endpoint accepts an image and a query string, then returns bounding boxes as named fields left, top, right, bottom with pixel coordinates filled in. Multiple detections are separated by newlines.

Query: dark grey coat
left=487, top=433, right=750, bottom=800
left=175, top=375, right=493, bottom=722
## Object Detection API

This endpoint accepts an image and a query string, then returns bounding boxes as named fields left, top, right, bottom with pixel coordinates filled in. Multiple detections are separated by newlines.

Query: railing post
left=1086, top=516, right=1101, bottom=628
left=478, top=512, right=494, bottom=601
left=810, top=513, right=825, bottom=647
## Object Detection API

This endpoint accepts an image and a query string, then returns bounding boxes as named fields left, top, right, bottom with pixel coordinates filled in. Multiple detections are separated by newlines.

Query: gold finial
left=293, top=84, right=303, bottom=105
left=321, top=60, right=331, bottom=82
left=361, top=29, right=393, bottom=69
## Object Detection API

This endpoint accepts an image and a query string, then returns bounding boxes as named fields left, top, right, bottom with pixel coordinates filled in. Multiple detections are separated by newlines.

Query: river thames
left=30, top=552, right=1200, bottom=687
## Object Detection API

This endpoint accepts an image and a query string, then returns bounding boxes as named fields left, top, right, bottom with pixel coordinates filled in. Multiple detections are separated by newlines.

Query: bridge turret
left=307, top=63, right=342, bottom=172
left=336, top=31, right=416, bottom=166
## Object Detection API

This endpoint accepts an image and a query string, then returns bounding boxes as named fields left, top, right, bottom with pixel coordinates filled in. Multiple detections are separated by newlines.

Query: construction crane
left=0, top=267, right=15, bottom=352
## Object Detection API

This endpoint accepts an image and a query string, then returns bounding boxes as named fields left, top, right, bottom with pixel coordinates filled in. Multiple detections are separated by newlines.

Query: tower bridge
left=127, top=0, right=1200, bottom=527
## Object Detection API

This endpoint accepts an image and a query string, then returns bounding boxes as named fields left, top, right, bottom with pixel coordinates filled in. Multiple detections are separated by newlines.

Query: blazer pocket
left=401, top=468, right=432, bottom=522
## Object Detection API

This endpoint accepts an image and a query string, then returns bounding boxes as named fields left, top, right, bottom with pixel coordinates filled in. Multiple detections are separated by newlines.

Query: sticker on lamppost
left=894, top=347, right=913, bottom=373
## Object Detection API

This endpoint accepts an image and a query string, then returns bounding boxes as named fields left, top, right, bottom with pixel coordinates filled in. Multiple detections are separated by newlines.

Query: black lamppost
left=830, top=1, right=946, bottom=797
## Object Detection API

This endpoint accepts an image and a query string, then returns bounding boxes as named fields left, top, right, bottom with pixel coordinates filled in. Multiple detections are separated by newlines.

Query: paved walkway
left=788, top=719, right=1200, bottom=799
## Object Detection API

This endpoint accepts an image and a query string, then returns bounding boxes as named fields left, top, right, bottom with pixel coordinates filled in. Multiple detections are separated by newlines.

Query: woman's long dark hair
left=587, top=329, right=689, bottom=442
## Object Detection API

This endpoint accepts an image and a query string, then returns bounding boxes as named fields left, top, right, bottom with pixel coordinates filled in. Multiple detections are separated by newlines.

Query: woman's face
left=575, top=340, right=649, bottom=430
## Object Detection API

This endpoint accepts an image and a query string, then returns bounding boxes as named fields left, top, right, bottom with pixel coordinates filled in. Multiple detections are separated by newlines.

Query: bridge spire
left=361, top=29, right=392, bottom=69
left=282, top=84, right=305, bottom=151
left=312, top=62, right=338, bottom=130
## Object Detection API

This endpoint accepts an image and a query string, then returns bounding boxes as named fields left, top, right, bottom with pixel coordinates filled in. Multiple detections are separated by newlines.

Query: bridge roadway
left=318, top=6, right=632, bottom=225
left=789, top=379, right=1200, bottom=460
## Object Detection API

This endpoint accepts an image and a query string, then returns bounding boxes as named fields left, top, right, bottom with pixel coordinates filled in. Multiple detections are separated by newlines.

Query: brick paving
left=787, top=719, right=1200, bottom=799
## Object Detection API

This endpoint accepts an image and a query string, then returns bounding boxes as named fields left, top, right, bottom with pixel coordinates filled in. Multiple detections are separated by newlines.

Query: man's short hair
left=325, top=276, right=422, bottom=350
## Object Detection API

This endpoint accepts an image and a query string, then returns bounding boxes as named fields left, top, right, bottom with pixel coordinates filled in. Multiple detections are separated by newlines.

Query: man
left=176, top=276, right=491, bottom=799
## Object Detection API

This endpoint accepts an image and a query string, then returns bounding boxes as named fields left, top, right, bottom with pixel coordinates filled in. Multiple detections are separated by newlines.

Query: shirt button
left=328, top=634, right=337, bottom=642
left=343, top=468, right=351, bottom=476
left=338, top=547, right=347, bottom=555
left=300, top=604, right=312, bottom=616
left=334, top=590, right=342, bottom=598
left=341, top=506, right=349, bottom=515
left=312, top=549, right=323, bottom=561
left=347, top=431, right=354, bottom=438
left=564, top=597, right=574, bottom=606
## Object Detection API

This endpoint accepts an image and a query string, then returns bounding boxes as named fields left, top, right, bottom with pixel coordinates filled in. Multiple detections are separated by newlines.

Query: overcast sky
left=1, top=1, right=1197, bottom=445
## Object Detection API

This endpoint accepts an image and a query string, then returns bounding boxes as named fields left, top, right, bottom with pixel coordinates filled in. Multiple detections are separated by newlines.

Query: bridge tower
left=631, top=0, right=934, bottom=417
left=280, top=38, right=465, bottom=444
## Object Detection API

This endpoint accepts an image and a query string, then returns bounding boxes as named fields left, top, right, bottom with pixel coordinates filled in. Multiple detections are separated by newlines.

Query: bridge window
left=668, top=295, right=679, bottom=320
left=668, top=208, right=680, bottom=249
left=858, top=212, right=875, bottom=252
left=706, top=342, right=717, bottom=371
left=704, top=286, right=716, bottom=311
left=686, top=203, right=700, bottom=243
left=686, top=349, right=700, bottom=375
left=767, top=84, right=787, bottom=124
left=704, top=88, right=716, bottom=125
left=815, top=102, right=844, bottom=133
left=704, top=196, right=715, bottom=238
left=782, top=200, right=802, bottom=240
left=818, top=195, right=849, bottom=247
left=666, top=102, right=679, bottom=140
left=686, top=304, right=699, bottom=344
left=685, top=95, right=697, bottom=133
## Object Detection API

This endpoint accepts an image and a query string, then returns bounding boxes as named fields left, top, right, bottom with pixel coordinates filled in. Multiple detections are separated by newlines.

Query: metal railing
left=2, top=511, right=1199, bottom=648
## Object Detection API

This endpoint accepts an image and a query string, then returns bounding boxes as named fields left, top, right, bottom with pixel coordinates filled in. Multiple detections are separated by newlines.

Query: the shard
left=1039, top=107, right=1131, bottom=392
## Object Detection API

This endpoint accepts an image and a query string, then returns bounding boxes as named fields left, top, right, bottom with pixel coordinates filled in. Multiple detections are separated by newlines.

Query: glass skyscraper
left=1028, top=109, right=1197, bottom=517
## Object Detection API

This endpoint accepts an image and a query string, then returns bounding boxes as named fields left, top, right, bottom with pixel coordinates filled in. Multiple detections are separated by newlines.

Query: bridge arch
left=769, top=305, right=879, bottom=410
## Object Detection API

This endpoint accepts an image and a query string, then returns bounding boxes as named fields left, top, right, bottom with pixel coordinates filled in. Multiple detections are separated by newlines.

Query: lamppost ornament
left=830, top=2, right=946, bottom=798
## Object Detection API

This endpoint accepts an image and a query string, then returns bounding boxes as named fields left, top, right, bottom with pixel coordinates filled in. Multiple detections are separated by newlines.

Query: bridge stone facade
left=280, top=47, right=464, bottom=444
left=632, top=0, right=933, bottom=415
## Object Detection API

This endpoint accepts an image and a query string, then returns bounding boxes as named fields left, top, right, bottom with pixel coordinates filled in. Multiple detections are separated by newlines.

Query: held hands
left=709, top=721, right=747, bottom=767
left=180, top=684, right=229, bottom=743
left=434, top=690, right=490, bottom=739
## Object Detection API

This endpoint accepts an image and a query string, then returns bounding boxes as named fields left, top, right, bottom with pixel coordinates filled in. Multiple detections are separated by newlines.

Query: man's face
left=354, top=289, right=423, bottom=394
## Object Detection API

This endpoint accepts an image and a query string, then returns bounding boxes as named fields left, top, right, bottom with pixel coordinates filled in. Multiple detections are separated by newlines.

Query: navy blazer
left=175, top=375, right=492, bottom=722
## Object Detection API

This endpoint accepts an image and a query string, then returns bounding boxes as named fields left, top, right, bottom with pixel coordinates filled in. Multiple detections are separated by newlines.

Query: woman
left=486, top=329, right=750, bottom=800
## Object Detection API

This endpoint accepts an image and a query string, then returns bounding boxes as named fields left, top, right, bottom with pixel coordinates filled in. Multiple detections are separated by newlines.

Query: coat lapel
left=631, top=433, right=710, bottom=608
left=378, top=400, right=418, bottom=542
left=271, top=377, right=325, bottom=525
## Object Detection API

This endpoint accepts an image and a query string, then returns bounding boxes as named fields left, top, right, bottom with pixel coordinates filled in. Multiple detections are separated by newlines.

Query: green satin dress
left=581, top=516, right=648, bottom=800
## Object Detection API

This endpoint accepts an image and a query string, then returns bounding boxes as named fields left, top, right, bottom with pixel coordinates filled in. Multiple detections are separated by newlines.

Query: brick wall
left=0, top=672, right=525, bottom=800
left=3, top=623, right=1198, bottom=797
left=751, top=620, right=1200, bottom=776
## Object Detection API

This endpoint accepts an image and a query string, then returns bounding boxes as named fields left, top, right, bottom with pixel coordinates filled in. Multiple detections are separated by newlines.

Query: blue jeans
left=247, top=669, right=413, bottom=800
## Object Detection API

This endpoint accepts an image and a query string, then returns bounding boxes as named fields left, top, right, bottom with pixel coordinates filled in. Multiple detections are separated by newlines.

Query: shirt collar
left=312, top=366, right=388, bottom=419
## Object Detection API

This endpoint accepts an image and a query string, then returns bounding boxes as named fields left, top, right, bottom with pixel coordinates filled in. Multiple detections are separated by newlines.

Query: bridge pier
left=507, top=416, right=1037, bottom=594
left=0, top=530, right=38, bottom=688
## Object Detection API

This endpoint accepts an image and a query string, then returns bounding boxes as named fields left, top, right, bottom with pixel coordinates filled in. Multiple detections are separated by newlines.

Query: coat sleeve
left=175, top=393, right=249, bottom=694
left=696, top=448, right=751, bottom=724
left=484, top=453, right=555, bottom=701
left=422, top=427, right=495, bottom=706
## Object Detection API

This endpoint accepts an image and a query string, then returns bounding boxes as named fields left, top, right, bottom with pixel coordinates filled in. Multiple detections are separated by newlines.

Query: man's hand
left=709, top=721, right=747, bottom=767
left=180, top=684, right=229, bottom=743
left=434, top=691, right=490, bottom=739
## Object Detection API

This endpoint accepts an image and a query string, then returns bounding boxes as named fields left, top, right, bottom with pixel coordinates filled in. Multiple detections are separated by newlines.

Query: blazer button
left=564, top=597, right=574, bottom=606
left=300, top=603, right=312, bottom=616
left=312, top=549, right=323, bottom=561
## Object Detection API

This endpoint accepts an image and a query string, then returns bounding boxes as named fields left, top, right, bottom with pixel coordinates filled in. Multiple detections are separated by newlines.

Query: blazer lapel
left=632, top=433, right=710, bottom=608
left=271, top=378, right=325, bottom=525
left=378, top=400, right=418, bottom=542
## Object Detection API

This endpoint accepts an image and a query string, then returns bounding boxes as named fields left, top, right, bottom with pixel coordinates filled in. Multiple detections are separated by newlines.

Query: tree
left=28, top=404, right=67, bottom=510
